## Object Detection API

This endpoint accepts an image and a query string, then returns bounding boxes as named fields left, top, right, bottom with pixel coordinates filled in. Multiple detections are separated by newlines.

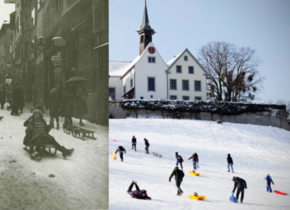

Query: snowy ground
left=109, top=119, right=290, bottom=210
left=0, top=104, right=108, bottom=210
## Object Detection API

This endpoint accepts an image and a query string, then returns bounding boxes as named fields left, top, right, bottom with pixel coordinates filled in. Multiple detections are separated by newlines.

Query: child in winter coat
left=127, top=181, right=151, bottom=200
left=175, top=152, right=184, bottom=170
left=265, top=174, right=274, bottom=192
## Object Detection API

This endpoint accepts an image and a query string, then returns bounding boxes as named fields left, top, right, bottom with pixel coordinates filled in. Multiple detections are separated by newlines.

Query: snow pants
left=228, top=163, right=234, bottom=172
left=145, top=146, right=149, bottom=154
left=267, top=181, right=272, bottom=192
left=176, top=181, right=183, bottom=194
left=127, top=182, right=140, bottom=195
left=236, top=188, right=244, bottom=203
left=193, top=161, right=197, bottom=170
left=132, top=143, right=136, bottom=151
left=119, top=151, right=124, bottom=161
left=176, top=161, right=183, bottom=170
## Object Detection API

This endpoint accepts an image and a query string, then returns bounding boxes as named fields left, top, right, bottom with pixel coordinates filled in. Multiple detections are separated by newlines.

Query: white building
left=109, top=1, right=207, bottom=101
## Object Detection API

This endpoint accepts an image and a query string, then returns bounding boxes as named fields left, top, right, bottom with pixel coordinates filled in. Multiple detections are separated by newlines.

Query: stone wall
left=109, top=101, right=290, bottom=131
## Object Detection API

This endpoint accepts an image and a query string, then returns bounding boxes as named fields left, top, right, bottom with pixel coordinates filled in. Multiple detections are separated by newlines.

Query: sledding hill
left=109, top=119, right=290, bottom=210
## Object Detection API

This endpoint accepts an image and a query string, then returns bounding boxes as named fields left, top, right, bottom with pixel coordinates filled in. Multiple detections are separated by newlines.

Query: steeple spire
left=137, top=0, right=155, bottom=34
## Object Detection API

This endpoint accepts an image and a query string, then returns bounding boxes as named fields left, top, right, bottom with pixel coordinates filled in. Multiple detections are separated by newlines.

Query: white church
left=109, top=1, right=207, bottom=101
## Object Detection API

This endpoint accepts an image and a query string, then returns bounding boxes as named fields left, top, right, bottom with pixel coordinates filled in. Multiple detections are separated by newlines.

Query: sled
left=63, top=124, right=96, bottom=141
left=189, top=171, right=200, bottom=176
left=113, top=140, right=116, bottom=142
left=112, top=152, right=117, bottom=160
left=189, top=194, right=205, bottom=201
left=197, top=163, right=200, bottom=169
left=230, top=193, right=236, bottom=202
left=153, top=152, right=162, bottom=158
left=274, top=190, right=287, bottom=195
left=24, top=144, right=57, bottom=161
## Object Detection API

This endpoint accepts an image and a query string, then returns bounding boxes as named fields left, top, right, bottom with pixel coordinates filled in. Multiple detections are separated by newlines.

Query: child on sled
left=23, top=109, right=74, bottom=159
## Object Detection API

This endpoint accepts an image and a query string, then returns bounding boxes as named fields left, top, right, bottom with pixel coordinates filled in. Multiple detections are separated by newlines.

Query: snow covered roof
left=109, top=55, right=141, bottom=77
left=167, top=49, right=187, bottom=67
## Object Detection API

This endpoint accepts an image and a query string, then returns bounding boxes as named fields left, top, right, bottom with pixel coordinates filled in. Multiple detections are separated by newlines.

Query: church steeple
left=137, top=0, right=155, bottom=55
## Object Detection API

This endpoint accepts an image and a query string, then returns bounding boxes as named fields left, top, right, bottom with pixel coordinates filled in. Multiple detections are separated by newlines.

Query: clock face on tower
left=148, top=47, right=155, bottom=54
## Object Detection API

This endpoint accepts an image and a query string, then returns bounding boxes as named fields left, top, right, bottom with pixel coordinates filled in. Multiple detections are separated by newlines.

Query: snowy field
left=0, top=105, right=108, bottom=210
left=109, top=119, right=290, bottom=210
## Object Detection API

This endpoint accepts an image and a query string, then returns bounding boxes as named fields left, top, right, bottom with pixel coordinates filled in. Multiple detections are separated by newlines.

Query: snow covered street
left=109, top=119, right=290, bottom=210
left=0, top=106, right=108, bottom=210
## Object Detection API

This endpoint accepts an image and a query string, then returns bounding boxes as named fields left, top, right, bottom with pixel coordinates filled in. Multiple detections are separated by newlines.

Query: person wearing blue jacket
left=265, top=174, right=274, bottom=193
left=175, top=152, right=184, bottom=170
left=144, top=138, right=150, bottom=154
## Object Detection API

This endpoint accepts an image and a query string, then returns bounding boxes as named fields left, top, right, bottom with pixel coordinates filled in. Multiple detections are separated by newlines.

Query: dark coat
left=76, top=88, right=88, bottom=117
left=176, top=154, right=184, bottom=163
left=12, top=87, right=21, bottom=105
left=130, top=191, right=151, bottom=200
left=169, top=167, right=184, bottom=182
left=188, top=153, right=199, bottom=162
left=233, top=177, right=247, bottom=192
left=0, top=89, right=6, bottom=103
left=115, top=146, right=126, bottom=154
left=132, top=137, right=137, bottom=144
left=144, top=139, right=150, bottom=147
left=227, top=156, right=233, bottom=164
left=62, top=89, right=75, bottom=117
left=49, top=88, right=61, bottom=118
left=265, top=175, right=274, bottom=185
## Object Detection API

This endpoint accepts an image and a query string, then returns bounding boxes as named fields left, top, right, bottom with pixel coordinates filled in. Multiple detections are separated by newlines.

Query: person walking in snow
left=144, top=138, right=150, bottom=154
left=127, top=181, right=151, bottom=200
left=132, top=136, right=137, bottom=151
left=115, top=146, right=126, bottom=161
left=232, top=176, right=247, bottom=203
left=188, top=153, right=199, bottom=171
left=265, top=174, right=274, bottom=193
left=0, top=86, right=6, bottom=110
left=169, top=166, right=185, bottom=196
left=175, top=152, right=184, bottom=170
left=227, top=154, right=234, bottom=173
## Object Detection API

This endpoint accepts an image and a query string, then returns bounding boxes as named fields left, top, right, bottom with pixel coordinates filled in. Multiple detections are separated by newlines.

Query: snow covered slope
left=109, top=119, right=290, bottom=210
left=0, top=108, right=108, bottom=210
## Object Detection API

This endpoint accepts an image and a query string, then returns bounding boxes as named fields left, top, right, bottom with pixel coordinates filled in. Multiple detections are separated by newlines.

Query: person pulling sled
left=232, top=176, right=247, bottom=203
left=265, top=174, right=274, bottom=193
left=115, top=146, right=126, bottom=161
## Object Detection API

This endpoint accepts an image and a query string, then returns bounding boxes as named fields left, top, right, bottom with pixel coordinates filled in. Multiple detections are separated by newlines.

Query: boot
left=61, top=146, right=74, bottom=159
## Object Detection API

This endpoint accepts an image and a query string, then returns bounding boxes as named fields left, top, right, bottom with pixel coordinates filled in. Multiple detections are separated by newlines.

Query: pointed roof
left=137, top=0, right=155, bottom=35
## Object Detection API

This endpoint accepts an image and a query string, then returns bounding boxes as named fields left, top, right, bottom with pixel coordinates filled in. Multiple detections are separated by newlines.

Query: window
left=195, top=97, right=202, bottom=101
left=176, top=65, right=182, bottom=73
left=182, top=80, right=189, bottom=91
left=130, top=79, right=133, bottom=88
left=151, top=95, right=153, bottom=98
left=184, top=56, right=188, bottom=61
left=148, top=57, right=155, bottom=63
left=140, top=97, right=144, bottom=99
left=188, top=66, right=194, bottom=74
left=170, top=79, right=177, bottom=90
left=109, top=88, right=115, bottom=100
left=140, top=35, right=144, bottom=43
left=148, top=77, right=155, bottom=91
left=195, top=81, right=201, bottom=91
left=170, top=95, right=177, bottom=100
left=183, top=96, right=189, bottom=100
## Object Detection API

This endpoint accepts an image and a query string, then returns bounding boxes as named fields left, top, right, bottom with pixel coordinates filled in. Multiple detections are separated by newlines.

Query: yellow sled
left=189, top=194, right=206, bottom=201
left=112, top=152, right=117, bottom=160
left=189, top=171, right=200, bottom=176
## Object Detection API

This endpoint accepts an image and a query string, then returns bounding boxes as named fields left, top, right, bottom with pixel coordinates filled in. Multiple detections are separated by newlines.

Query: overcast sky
left=110, top=0, right=290, bottom=102
left=0, top=2, right=15, bottom=24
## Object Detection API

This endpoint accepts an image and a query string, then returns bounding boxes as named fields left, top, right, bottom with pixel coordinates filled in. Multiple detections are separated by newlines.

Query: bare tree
left=198, top=41, right=264, bottom=102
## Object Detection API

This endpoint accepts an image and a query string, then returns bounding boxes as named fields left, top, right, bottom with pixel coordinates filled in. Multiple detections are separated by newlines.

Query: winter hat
left=141, top=190, right=147, bottom=194
left=33, top=109, right=43, bottom=117
left=228, top=154, right=231, bottom=156
left=175, top=152, right=178, bottom=155
left=232, top=176, right=236, bottom=181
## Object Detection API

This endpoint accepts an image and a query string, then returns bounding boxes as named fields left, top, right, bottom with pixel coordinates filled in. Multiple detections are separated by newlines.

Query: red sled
left=274, top=190, right=287, bottom=195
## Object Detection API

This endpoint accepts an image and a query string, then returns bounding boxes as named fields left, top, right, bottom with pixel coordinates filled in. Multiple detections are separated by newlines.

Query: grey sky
left=0, top=2, right=15, bottom=24
left=110, top=0, right=290, bottom=102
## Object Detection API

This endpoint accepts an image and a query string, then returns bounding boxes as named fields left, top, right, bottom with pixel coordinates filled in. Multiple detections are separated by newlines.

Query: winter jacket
left=169, top=167, right=185, bottom=182
left=265, top=176, right=274, bottom=185
left=49, top=88, right=62, bottom=118
left=62, top=88, right=75, bottom=117
left=233, top=177, right=247, bottom=192
left=132, top=137, right=137, bottom=144
left=188, top=153, right=199, bottom=162
left=0, top=89, right=6, bottom=103
left=227, top=156, right=233, bottom=164
left=76, top=88, right=88, bottom=117
left=144, top=139, right=150, bottom=147
left=130, top=191, right=151, bottom=200
left=176, top=154, right=184, bottom=163
left=115, top=146, right=126, bottom=154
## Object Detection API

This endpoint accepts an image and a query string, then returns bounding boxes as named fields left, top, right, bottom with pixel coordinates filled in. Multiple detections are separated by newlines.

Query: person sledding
left=188, top=153, right=199, bottom=172
left=127, top=181, right=151, bottom=200
left=175, top=152, right=184, bottom=170
left=265, top=174, right=274, bottom=193
left=132, top=135, right=137, bottom=151
left=115, top=146, right=126, bottom=161
left=169, top=166, right=185, bottom=196
left=232, top=176, right=247, bottom=203
left=23, top=110, right=74, bottom=160
left=227, top=154, right=234, bottom=173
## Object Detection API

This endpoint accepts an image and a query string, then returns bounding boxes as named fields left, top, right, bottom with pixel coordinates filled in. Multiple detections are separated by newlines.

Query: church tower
left=137, top=0, right=155, bottom=55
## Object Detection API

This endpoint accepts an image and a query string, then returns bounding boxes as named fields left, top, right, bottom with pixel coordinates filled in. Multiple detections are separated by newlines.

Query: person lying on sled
left=24, top=109, right=74, bottom=159
left=127, top=181, right=151, bottom=200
